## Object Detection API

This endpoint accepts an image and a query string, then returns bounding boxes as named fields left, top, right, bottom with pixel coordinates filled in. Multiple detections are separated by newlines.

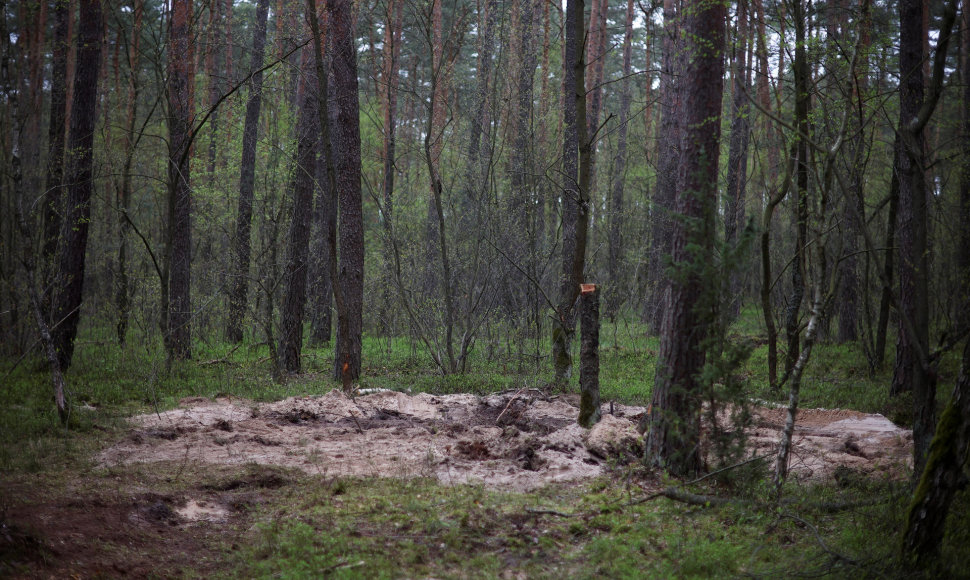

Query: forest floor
left=2, top=388, right=917, bottom=578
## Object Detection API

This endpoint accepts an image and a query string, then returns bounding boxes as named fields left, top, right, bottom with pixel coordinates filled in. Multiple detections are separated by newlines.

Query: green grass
left=3, top=312, right=970, bottom=578
left=0, top=308, right=950, bottom=473
left=227, top=475, right=946, bottom=579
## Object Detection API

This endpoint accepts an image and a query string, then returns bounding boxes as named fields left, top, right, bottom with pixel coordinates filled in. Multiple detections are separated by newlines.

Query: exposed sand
left=99, top=390, right=912, bottom=491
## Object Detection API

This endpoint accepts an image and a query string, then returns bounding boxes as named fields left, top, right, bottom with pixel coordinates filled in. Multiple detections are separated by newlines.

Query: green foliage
left=4, top=311, right=970, bottom=577
left=232, top=477, right=928, bottom=579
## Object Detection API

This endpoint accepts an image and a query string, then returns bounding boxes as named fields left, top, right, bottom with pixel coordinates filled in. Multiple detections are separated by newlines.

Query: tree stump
left=579, top=284, right=601, bottom=427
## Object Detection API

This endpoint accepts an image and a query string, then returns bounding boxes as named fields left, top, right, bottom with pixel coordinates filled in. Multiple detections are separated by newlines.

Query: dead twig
left=525, top=507, right=578, bottom=518
left=782, top=513, right=860, bottom=566
left=495, top=388, right=526, bottom=425
left=350, top=412, right=364, bottom=434
left=199, top=343, right=242, bottom=366
left=682, top=453, right=772, bottom=486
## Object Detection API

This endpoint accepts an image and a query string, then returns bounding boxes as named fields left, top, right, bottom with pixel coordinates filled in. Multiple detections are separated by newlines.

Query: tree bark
left=959, top=0, right=970, bottom=329
left=328, top=0, right=364, bottom=383
left=224, top=0, right=234, bottom=83
left=536, top=0, right=552, bottom=250
left=578, top=285, right=601, bottom=428
left=41, top=0, right=71, bottom=318
left=836, top=0, right=871, bottom=345
left=875, top=138, right=900, bottom=369
left=51, top=0, right=102, bottom=370
left=643, top=0, right=726, bottom=477
left=752, top=0, right=777, bottom=176
left=424, top=0, right=446, bottom=296
left=464, top=0, right=497, bottom=211
left=509, top=0, right=538, bottom=240
left=278, top=51, right=319, bottom=375
left=783, top=0, right=810, bottom=384
left=607, top=0, right=636, bottom=320
left=892, top=0, right=942, bottom=476
left=552, top=0, right=589, bottom=386
left=646, top=0, right=683, bottom=334
left=893, top=0, right=957, bottom=479
left=901, top=338, right=970, bottom=562
left=378, top=0, right=403, bottom=341
left=164, top=0, right=194, bottom=360
left=116, top=0, right=144, bottom=345
left=205, top=0, right=224, bottom=185
left=226, top=0, right=270, bottom=344
left=585, top=0, right=608, bottom=192
left=724, top=0, right=751, bottom=322
left=4, top=20, right=70, bottom=421
left=774, top=285, right=824, bottom=491
left=308, top=128, right=335, bottom=346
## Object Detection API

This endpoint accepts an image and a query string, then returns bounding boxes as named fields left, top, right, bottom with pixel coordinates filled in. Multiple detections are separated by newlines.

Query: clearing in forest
left=99, top=389, right=913, bottom=493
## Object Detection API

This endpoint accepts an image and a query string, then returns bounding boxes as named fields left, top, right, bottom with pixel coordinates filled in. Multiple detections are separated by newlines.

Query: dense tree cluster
left=1, top=0, right=969, bottom=561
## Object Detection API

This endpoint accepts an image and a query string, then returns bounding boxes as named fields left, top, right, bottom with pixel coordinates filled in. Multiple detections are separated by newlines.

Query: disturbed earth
left=100, top=389, right=913, bottom=491
left=2, top=389, right=914, bottom=578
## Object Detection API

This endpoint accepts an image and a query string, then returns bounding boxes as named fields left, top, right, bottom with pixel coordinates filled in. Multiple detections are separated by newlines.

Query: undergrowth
left=2, top=310, right=969, bottom=577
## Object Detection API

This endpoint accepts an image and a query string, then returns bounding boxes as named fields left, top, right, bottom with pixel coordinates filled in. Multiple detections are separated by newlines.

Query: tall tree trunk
left=834, top=0, right=869, bottom=347
left=724, top=0, right=750, bottom=321
left=607, top=0, right=635, bottom=320
left=64, top=0, right=76, bottom=152
left=646, top=0, right=683, bottom=334
left=165, top=0, right=194, bottom=360
left=752, top=0, right=777, bottom=175
left=4, top=14, right=69, bottom=422
left=116, top=0, right=144, bottom=345
left=875, top=139, right=900, bottom=368
left=20, top=0, right=45, bottom=261
left=378, top=0, right=403, bottom=341
left=41, top=0, right=71, bottom=318
left=205, top=0, right=224, bottom=185
left=892, top=0, right=958, bottom=479
left=641, top=11, right=655, bottom=161
left=783, top=0, right=810, bottom=383
left=308, top=129, right=334, bottom=345
left=306, top=6, right=335, bottom=348
left=509, top=0, right=538, bottom=244
left=536, top=0, right=552, bottom=250
left=892, top=0, right=929, bottom=400
left=959, top=0, right=970, bottom=329
left=328, top=0, right=364, bottom=383
left=306, top=0, right=342, bottom=361
left=901, top=337, right=970, bottom=562
left=424, top=0, right=446, bottom=297
left=552, top=0, right=589, bottom=386
left=643, top=0, right=725, bottom=477
left=224, top=0, right=234, bottom=82
left=278, top=50, right=319, bottom=375
left=226, top=0, right=270, bottom=344
left=837, top=138, right=861, bottom=340
left=585, top=0, right=608, bottom=192
left=51, top=0, right=103, bottom=370
left=464, top=0, right=497, bottom=210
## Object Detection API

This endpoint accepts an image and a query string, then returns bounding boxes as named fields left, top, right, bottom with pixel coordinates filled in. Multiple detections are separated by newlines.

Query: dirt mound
left=749, top=408, right=912, bottom=481
left=99, top=391, right=913, bottom=490
left=100, top=390, right=646, bottom=492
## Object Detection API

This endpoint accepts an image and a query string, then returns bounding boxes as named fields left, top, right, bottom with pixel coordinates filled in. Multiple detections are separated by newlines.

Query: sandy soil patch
left=99, top=390, right=913, bottom=490
left=750, top=407, right=913, bottom=481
